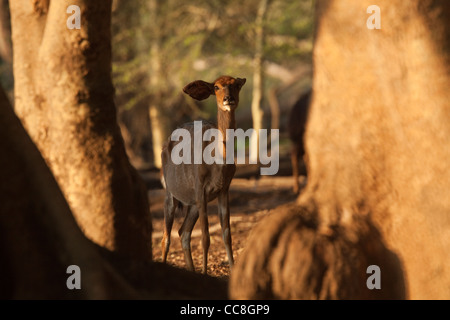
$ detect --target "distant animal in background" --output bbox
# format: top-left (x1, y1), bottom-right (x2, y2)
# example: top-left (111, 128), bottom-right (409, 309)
top-left (288, 89), bottom-right (311, 194)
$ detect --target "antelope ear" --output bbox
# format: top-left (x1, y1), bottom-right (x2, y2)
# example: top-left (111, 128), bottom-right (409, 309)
top-left (236, 78), bottom-right (246, 89)
top-left (183, 80), bottom-right (215, 101)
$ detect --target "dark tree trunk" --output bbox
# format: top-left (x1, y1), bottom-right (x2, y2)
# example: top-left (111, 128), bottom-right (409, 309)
top-left (0, 84), bottom-right (139, 299)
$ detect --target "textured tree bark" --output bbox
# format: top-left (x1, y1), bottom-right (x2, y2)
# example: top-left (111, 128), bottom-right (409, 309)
top-left (9, 0), bottom-right (152, 259)
top-left (231, 0), bottom-right (450, 299)
top-left (0, 84), bottom-right (139, 299)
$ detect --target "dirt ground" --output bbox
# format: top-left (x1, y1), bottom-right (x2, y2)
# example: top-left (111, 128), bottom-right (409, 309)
top-left (150, 174), bottom-right (305, 280)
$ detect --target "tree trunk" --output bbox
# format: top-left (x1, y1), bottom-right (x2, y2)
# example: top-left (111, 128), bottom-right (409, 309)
top-left (148, 39), bottom-right (166, 169)
top-left (9, 0), bottom-right (152, 259)
top-left (0, 0), bottom-right (11, 64)
top-left (250, 0), bottom-right (270, 163)
top-left (304, 0), bottom-right (450, 299)
top-left (231, 0), bottom-right (450, 299)
top-left (267, 88), bottom-right (280, 130)
top-left (148, 0), bottom-right (169, 169)
top-left (149, 102), bottom-right (168, 169)
top-left (0, 84), bottom-right (140, 299)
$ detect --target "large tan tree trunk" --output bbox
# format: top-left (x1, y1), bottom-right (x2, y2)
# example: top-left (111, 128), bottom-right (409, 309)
top-left (305, 0), bottom-right (450, 299)
top-left (9, 0), bottom-right (152, 259)
top-left (231, 0), bottom-right (450, 299)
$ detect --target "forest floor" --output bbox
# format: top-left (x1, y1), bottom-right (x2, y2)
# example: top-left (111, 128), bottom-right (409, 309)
top-left (148, 170), bottom-right (306, 280)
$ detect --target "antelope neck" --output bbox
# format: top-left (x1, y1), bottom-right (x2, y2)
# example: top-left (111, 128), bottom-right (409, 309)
top-left (217, 108), bottom-right (236, 140)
